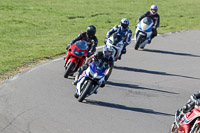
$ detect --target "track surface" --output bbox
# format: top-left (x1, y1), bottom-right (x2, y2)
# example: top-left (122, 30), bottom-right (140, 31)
top-left (0, 30), bottom-right (200, 133)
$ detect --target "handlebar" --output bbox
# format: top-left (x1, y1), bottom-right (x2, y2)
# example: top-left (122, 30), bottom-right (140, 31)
top-left (183, 101), bottom-right (195, 113)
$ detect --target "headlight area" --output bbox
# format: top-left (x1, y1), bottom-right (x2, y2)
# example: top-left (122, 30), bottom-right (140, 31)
top-left (73, 48), bottom-right (85, 57)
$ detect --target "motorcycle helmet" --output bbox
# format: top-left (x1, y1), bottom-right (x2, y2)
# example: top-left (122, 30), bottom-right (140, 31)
top-left (150, 5), bottom-right (158, 15)
top-left (120, 18), bottom-right (129, 29)
top-left (86, 25), bottom-right (96, 38)
top-left (103, 45), bottom-right (114, 60)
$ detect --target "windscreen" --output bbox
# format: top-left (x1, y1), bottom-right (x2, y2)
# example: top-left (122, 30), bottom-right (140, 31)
top-left (75, 41), bottom-right (88, 50)
top-left (143, 17), bottom-right (153, 25)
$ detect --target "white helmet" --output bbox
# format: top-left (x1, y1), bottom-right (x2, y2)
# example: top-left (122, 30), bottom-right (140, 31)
top-left (103, 45), bottom-right (114, 59)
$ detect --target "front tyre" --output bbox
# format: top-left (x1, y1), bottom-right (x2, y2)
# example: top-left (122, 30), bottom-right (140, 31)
top-left (64, 61), bottom-right (75, 78)
top-left (105, 65), bottom-right (113, 81)
top-left (190, 119), bottom-right (200, 133)
top-left (135, 34), bottom-right (142, 50)
top-left (78, 80), bottom-right (93, 102)
top-left (170, 122), bottom-right (177, 133)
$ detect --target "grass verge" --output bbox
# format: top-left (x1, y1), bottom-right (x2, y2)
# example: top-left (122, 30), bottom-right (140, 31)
top-left (0, 0), bottom-right (200, 82)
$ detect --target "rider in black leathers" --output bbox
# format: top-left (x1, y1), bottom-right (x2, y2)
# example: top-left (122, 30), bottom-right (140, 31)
top-left (66, 25), bottom-right (98, 57)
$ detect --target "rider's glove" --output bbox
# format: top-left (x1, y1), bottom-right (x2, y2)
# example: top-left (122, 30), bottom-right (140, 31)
top-left (104, 39), bottom-right (107, 44)
top-left (66, 45), bottom-right (70, 50)
top-left (124, 42), bottom-right (128, 46)
top-left (66, 43), bottom-right (72, 50)
top-left (100, 80), bottom-right (105, 88)
top-left (87, 52), bottom-right (92, 57)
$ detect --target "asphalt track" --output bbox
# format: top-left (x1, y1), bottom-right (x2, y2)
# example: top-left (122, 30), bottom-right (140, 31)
top-left (0, 30), bottom-right (200, 133)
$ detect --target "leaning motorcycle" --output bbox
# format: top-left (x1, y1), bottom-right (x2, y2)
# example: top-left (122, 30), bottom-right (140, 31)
top-left (74, 59), bottom-right (105, 102)
top-left (64, 41), bottom-right (88, 78)
top-left (105, 32), bottom-right (125, 61)
top-left (170, 101), bottom-right (200, 133)
top-left (134, 17), bottom-right (153, 50)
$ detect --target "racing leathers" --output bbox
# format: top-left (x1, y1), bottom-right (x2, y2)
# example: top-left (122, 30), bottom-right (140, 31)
top-left (73, 51), bottom-right (114, 87)
top-left (106, 25), bottom-right (132, 59)
top-left (67, 32), bottom-right (98, 57)
top-left (138, 11), bottom-right (160, 41)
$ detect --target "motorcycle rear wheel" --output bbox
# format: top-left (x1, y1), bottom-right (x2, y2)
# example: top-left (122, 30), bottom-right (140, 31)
top-left (78, 80), bottom-right (93, 102)
top-left (64, 61), bottom-right (75, 78)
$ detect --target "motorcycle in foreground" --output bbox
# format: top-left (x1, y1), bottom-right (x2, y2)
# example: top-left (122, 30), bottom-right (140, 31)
top-left (105, 32), bottom-right (125, 61)
top-left (64, 41), bottom-right (88, 78)
top-left (170, 101), bottom-right (200, 133)
top-left (74, 59), bottom-right (105, 102)
top-left (134, 17), bottom-right (153, 50)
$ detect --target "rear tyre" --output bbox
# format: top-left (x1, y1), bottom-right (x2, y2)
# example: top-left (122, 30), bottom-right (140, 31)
top-left (78, 80), bottom-right (93, 102)
top-left (135, 35), bottom-right (142, 50)
top-left (64, 62), bottom-right (75, 78)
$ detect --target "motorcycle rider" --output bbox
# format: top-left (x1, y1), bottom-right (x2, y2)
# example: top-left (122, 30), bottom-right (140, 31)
top-left (73, 45), bottom-right (114, 89)
top-left (137, 5), bottom-right (160, 44)
top-left (176, 91), bottom-right (200, 122)
top-left (105, 18), bottom-right (132, 60)
top-left (66, 25), bottom-right (98, 57)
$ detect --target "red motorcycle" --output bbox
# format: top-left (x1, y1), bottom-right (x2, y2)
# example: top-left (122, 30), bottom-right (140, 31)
top-left (64, 41), bottom-right (88, 78)
top-left (171, 101), bottom-right (200, 133)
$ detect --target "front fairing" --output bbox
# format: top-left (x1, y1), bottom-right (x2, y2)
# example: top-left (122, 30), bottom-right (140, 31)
top-left (106, 34), bottom-right (124, 48)
top-left (82, 62), bottom-right (105, 81)
top-left (64, 42), bottom-right (88, 67)
top-left (76, 62), bottom-right (105, 95)
top-left (88, 62), bottom-right (105, 80)
top-left (177, 106), bottom-right (200, 132)
top-left (134, 17), bottom-right (153, 38)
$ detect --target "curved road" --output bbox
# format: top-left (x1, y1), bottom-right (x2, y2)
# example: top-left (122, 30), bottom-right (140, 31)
top-left (0, 30), bottom-right (200, 133)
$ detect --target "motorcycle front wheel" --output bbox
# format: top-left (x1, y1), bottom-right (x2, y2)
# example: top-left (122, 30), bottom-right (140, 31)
top-left (78, 80), bottom-right (93, 102)
top-left (190, 120), bottom-right (200, 133)
top-left (135, 34), bottom-right (142, 50)
top-left (64, 61), bottom-right (75, 78)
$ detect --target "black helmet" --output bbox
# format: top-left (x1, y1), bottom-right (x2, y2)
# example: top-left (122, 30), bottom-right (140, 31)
top-left (87, 25), bottom-right (96, 38)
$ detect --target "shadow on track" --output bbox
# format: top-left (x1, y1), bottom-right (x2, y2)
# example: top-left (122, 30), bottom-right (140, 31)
top-left (106, 81), bottom-right (178, 95)
top-left (142, 49), bottom-right (200, 58)
top-left (113, 66), bottom-right (200, 80)
top-left (85, 99), bottom-right (173, 116)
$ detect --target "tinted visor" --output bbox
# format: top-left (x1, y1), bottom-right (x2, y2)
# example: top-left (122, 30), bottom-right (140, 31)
top-left (87, 30), bottom-right (96, 38)
top-left (121, 23), bottom-right (128, 29)
top-left (151, 9), bottom-right (157, 14)
top-left (105, 51), bottom-right (113, 56)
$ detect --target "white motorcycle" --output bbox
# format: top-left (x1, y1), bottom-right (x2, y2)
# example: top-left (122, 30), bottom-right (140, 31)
top-left (105, 33), bottom-right (125, 61)
top-left (134, 17), bottom-right (153, 50)
top-left (74, 60), bottom-right (105, 102)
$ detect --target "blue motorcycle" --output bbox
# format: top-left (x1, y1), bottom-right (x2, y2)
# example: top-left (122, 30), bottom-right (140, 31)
top-left (74, 60), bottom-right (105, 102)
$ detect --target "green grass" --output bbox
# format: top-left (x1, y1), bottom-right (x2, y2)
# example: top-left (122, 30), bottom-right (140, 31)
top-left (0, 0), bottom-right (200, 80)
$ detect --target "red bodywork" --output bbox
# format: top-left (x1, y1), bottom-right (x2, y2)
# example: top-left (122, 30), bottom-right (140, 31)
top-left (64, 41), bottom-right (88, 74)
top-left (176, 106), bottom-right (200, 133)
